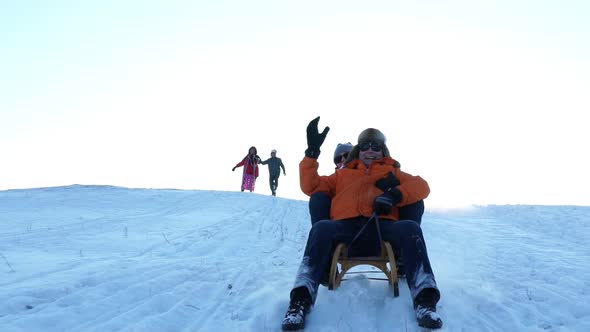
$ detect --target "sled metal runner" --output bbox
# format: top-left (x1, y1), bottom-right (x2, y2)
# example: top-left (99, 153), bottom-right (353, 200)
top-left (328, 241), bottom-right (400, 297)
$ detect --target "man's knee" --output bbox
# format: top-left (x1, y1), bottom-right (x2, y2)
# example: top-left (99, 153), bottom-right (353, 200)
top-left (310, 219), bottom-right (335, 232)
top-left (382, 220), bottom-right (423, 239)
top-left (309, 220), bottom-right (341, 240)
top-left (397, 220), bottom-right (423, 237)
top-left (399, 200), bottom-right (425, 224)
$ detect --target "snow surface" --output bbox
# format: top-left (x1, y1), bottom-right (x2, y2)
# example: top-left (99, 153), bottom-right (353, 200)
top-left (1, 185), bottom-right (589, 332)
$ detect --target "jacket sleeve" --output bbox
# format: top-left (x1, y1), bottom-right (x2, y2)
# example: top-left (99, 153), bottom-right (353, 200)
top-left (260, 159), bottom-right (268, 165)
top-left (280, 159), bottom-right (286, 173)
top-left (395, 170), bottom-right (430, 206)
top-left (299, 157), bottom-right (336, 196)
top-left (234, 158), bottom-right (246, 168)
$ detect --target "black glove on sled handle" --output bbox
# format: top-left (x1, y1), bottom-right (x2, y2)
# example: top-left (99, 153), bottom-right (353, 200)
top-left (374, 194), bottom-right (394, 215)
top-left (373, 189), bottom-right (403, 215)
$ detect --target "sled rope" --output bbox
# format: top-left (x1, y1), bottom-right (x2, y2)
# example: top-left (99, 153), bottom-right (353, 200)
top-left (346, 213), bottom-right (383, 257)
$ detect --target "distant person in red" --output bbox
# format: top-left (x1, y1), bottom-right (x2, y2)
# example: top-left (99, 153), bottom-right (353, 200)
top-left (232, 146), bottom-right (262, 192)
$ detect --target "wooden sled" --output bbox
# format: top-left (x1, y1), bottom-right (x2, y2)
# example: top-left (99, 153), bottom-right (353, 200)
top-left (328, 241), bottom-right (399, 297)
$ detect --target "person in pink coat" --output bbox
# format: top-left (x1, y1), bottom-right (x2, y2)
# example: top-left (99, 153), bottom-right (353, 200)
top-left (232, 146), bottom-right (262, 192)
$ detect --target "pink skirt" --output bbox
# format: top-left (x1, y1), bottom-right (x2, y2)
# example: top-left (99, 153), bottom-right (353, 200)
top-left (241, 174), bottom-right (256, 192)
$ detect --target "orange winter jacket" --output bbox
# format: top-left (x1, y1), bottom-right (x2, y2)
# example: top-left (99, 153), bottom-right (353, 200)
top-left (300, 156), bottom-right (430, 221)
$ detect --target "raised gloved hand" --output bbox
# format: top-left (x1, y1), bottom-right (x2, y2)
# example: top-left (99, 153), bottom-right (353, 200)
top-left (305, 116), bottom-right (330, 159)
top-left (376, 172), bottom-right (400, 194)
top-left (232, 167), bottom-right (236, 171)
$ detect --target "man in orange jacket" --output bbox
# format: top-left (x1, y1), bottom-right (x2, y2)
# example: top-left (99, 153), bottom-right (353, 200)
top-left (281, 117), bottom-right (443, 331)
top-left (308, 141), bottom-right (426, 226)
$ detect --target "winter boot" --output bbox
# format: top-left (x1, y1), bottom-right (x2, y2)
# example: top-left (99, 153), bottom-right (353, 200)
top-left (414, 288), bottom-right (443, 329)
top-left (282, 287), bottom-right (312, 331)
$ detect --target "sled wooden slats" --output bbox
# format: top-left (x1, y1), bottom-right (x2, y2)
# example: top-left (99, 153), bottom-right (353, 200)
top-left (328, 241), bottom-right (399, 297)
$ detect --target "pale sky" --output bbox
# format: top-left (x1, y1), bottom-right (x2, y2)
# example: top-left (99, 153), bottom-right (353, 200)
top-left (1, 0), bottom-right (589, 207)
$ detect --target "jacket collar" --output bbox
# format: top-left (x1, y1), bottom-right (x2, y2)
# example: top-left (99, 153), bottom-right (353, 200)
top-left (345, 156), bottom-right (397, 169)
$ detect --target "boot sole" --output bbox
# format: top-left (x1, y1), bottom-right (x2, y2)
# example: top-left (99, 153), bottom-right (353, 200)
top-left (282, 322), bottom-right (305, 331)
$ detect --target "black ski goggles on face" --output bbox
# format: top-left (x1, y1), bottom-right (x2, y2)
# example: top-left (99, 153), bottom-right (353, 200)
top-left (359, 141), bottom-right (383, 152)
top-left (334, 153), bottom-right (349, 165)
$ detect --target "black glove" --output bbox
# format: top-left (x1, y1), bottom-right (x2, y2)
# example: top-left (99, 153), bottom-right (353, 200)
top-left (376, 172), bottom-right (401, 194)
top-left (305, 116), bottom-right (330, 158)
top-left (373, 189), bottom-right (403, 215)
top-left (232, 167), bottom-right (236, 171)
top-left (374, 194), bottom-right (394, 215)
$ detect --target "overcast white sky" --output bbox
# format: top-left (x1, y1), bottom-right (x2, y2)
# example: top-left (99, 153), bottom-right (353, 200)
top-left (1, 1), bottom-right (589, 206)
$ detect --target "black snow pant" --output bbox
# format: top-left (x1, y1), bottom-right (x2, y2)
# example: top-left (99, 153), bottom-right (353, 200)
top-left (291, 217), bottom-right (439, 304)
top-left (269, 175), bottom-right (279, 194)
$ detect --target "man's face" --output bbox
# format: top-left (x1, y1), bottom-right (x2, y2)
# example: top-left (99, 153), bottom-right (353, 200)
top-left (358, 141), bottom-right (384, 166)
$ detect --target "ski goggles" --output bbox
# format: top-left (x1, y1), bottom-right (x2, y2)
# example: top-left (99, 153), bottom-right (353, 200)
top-left (359, 141), bottom-right (384, 152)
top-left (334, 152), bottom-right (350, 165)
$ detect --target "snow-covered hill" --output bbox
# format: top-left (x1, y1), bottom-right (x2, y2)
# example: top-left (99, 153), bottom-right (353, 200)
top-left (1, 185), bottom-right (589, 331)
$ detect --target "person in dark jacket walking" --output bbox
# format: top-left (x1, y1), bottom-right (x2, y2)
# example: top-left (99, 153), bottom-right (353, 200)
top-left (260, 149), bottom-right (286, 196)
top-left (281, 117), bottom-right (442, 331)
